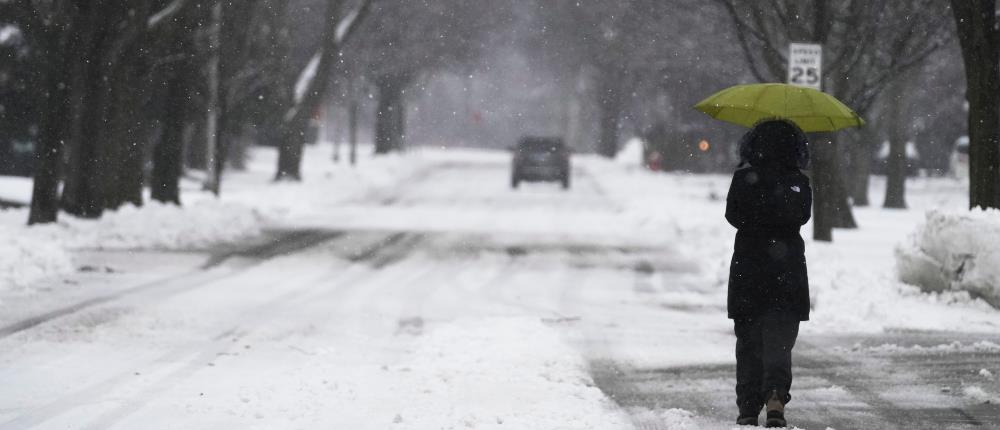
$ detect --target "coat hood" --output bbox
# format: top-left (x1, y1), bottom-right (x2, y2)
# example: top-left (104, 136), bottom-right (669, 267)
top-left (738, 120), bottom-right (810, 170)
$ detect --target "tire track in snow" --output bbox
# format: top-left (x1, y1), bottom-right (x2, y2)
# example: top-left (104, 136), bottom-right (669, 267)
top-left (1, 265), bottom-right (339, 430)
top-left (80, 235), bottom-right (438, 429)
top-left (76, 266), bottom-right (377, 430)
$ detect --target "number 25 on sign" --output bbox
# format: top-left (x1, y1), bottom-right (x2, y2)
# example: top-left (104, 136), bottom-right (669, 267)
top-left (788, 43), bottom-right (822, 90)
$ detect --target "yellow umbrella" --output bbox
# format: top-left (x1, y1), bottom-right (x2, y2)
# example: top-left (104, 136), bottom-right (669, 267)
top-left (694, 83), bottom-right (865, 132)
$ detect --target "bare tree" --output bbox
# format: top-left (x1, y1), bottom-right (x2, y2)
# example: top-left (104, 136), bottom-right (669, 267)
top-left (273, 0), bottom-right (371, 180)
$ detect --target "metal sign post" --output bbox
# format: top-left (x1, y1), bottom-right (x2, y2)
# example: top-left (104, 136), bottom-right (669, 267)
top-left (788, 43), bottom-right (822, 90)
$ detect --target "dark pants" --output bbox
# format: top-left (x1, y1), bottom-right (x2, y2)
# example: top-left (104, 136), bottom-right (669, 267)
top-left (734, 312), bottom-right (800, 417)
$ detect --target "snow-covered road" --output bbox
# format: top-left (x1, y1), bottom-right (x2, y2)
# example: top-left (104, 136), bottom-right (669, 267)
top-left (1, 148), bottom-right (999, 429)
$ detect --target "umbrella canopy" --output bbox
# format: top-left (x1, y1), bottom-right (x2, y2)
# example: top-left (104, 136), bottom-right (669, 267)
top-left (694, 83), bottom-right (864, 132)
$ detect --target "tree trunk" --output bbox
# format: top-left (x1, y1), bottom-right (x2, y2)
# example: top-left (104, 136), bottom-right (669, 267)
top-left (203, 0), bottom-right (222, 194)
top-left (28, 7), bottom-right (81, 224)
top-left (811, 135), bottom-right (835, 241)
top-left (951, 0), bottom-right (1000, 209)
top-left (564, 67), bottom-right (585, 150)
top-left (28, 58), bottom-right (71, 223)
top-left (217, 107), bottom-right (242, 172)
top-left (184, 120), bottom-right (207, 170)
top-left (214, 2), bottom-right (256, 180)
top-left (332, 131), bottom-right (341, 162)
top-left (394, 96), bottom-right (406, 150)
top-left (151, 67), bottom-right (189, 205)
top-left (275, 116), bottom-right (308, 180)
top-left (103, 40), bottom-right (151, 210)
top-left (328, 101), bottom-right (341, 162)
top-left (62, 1), bottom-right (153, 215)
top-left (596, 73), bottom-right (622, 158)
top-left (62, 4), bottom-right (115, 218)
top-left (374, 75), bottom-right (407, 154)
top-left (811, 134), bottom-right (857, 240)
top-left (883, 77), bottom-right (910, 209)
top-left (849, 125), bottom-right (878, 207)
top-left (348, 94), bottom-right (359, 165)
top-left (830, 136), bottom-right (858, 229)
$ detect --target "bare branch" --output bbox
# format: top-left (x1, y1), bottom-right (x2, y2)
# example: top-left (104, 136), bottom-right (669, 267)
top-left (711, 0), bottom-right (773, 82)
top-left (748, 4), bottom-right (788, 79)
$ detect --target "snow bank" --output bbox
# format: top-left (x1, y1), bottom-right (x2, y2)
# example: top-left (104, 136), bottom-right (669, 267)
top-left (0, 176), bottom-right (32, 205)
top-left (392, 317), bottom-right (632, 429)
top-left (0, 200), bottom-right (268, 292)
top-left (962, 385), bottom-right (1000, 404)
top-left (896, 209), bottom-right (1000, 308)
top-left (50, 200), bottom-right (269, 250)
top-left (615, 137), bottom-right (645, 168)
top-left (0, 225), bottom-right (74, 291)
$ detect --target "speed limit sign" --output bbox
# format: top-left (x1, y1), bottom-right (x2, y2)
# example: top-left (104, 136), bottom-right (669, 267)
top-left (788, 43), bottom-right (822, 90)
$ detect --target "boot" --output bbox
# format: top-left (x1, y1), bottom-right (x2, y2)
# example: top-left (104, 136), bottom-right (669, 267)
top-left (737, 402), bottom-right (761, 426)
top-left (764, 390), bottom-right (786, 428)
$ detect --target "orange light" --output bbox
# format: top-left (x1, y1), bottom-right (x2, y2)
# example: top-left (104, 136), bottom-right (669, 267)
top-left (698, 140), bottom-right (710, 152)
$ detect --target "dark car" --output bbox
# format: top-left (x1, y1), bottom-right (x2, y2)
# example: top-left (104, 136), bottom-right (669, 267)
top-left (511, 137), bottom-right (571, 189)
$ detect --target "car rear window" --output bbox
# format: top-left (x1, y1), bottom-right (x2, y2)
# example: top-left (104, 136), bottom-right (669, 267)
top-left (519, 139), bottom-right (564, 152)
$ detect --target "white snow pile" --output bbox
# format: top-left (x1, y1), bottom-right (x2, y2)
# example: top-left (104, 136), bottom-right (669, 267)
top-left (390, 317), bottom-right (632, 429)
top-left (615, 137), bottom-right (645, 168)
top-left (0, 200), bottom-right (268, 292)
top-left (962, 385), bottom-right (1000, 404)
top-left (896, 209), bottom-right (1000, 308)
top-left (0, 224), bottom-right (74, 291)
top-left (980, 369), bottom-right (995, 381)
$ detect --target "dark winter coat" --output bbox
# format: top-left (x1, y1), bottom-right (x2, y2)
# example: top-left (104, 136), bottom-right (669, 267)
top-left (726, 121), bottom-right (812, 321)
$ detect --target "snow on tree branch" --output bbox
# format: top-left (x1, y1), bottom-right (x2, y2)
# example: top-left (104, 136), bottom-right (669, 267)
top-left (336, 8), bottom-right (360, 44)
top-left (148, 0), bottom-right (187, 29)
top-left (336, 0), bottom-right (373, 45)
top-left (294, 51), bottom-right (322, 105)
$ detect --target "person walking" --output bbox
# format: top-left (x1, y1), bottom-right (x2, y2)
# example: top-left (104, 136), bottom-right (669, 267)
top-left (725, 119), bottom-right (812, 427)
